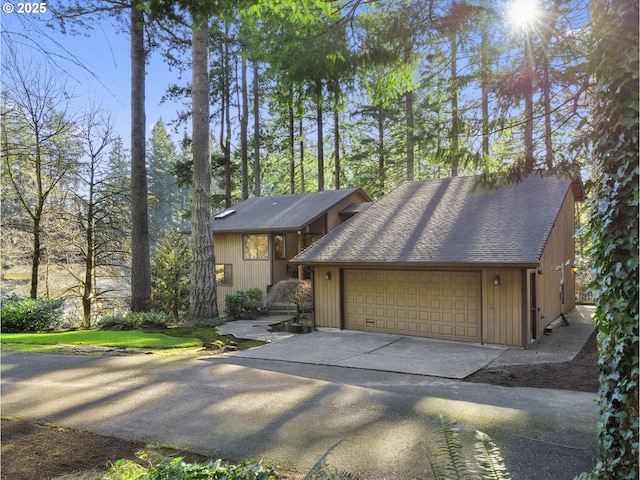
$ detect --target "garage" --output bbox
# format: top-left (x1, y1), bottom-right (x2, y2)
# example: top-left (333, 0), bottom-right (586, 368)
top-left (344, 270), bottom-right (481, 342)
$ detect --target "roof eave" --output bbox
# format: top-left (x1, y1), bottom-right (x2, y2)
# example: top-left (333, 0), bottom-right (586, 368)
top-left (290, 260), bottom-right (540, 269)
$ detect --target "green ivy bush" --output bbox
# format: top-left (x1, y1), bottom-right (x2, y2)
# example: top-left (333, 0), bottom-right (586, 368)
top-left (97, 311), bottom-right (173, 330)
top-left (0, 295), bottom-right (65, 333)
top-left (577, 1), bottom-right (639, 479)
top-left (101, 456), bottom-right (278, 480)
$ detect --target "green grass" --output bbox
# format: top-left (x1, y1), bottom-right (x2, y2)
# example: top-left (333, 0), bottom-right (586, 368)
top-left (1, 330), bottom-right (201, 350)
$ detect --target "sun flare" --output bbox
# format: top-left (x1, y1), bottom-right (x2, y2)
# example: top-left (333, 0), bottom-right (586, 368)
top-left (507, 0), bottom-right (540, 28)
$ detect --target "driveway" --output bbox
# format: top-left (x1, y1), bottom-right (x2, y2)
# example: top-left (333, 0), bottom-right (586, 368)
top-left (1, 307), bottom-right (598, 479)
top-left (2, 350), bottom-right (598, 480)
top-left (217, 306), bottom-right (596, 379)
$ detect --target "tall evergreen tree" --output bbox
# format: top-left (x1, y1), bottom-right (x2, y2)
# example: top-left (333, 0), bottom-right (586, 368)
top-left (578, 1), bottom-right (639, 478)
top-left (130, 0), bottom-right (152, 312)
top-left (147, 119), bottom-right (185, 243)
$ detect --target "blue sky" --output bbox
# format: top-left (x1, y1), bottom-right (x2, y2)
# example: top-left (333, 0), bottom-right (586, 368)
top-left (2, 7), bottom-right (185, 147)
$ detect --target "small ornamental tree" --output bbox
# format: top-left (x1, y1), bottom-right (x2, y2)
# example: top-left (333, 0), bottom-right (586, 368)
top-left (267, 279), bottom-right (311, 323)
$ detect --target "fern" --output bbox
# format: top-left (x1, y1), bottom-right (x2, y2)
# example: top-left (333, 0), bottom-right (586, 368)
top-left (304, 441), bottom-right (360, 480)
top-left (432, 414), bottom-right (475, 480)
top-left (427, 415), bottom-right (511, 480)
top-left (474, 431), bottom-right (511, 480)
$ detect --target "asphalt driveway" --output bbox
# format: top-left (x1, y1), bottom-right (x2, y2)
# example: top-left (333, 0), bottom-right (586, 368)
top-left (2, 350), bottom-right (598, 480)
top-left (1, 307), bottom-right (598, 479)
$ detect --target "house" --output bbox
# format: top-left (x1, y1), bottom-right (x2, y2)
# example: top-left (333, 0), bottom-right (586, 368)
top-left (211, 188), bottom-right (372, 313)
top-left (291, 174), bottom-right (584, 347)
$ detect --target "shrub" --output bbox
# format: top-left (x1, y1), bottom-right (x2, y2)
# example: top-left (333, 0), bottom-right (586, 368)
top-left (225, 288), bottom-right (264, 318)
top-left (0, 295), bottom-right (65, 333)
top-left (97, 313), bottom-right (129, 330)
top-left (267, 279), bottom-right (311, 322)
top-left (243, 288), bottom-right (263, 311)
top-left (97, 311), bottom-right (172, 330)
top-left (225, 291), bottom-right (246, 318)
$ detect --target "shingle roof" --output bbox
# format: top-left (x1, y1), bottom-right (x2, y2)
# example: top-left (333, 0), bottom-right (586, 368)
top-left (211, 188), bottom-right (368, 232)
top-left (292, 174), bottom-right (577, 266)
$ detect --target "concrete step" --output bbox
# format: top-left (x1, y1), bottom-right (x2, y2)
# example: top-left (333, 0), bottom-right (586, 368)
top-left (268, 302), bottom-right (297, 315)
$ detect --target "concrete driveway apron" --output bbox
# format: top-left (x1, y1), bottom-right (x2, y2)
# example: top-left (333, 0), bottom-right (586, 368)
top-left (220, 325), bottom-right (507, 379)
top-left (217, 309), bottom-right (596, 379)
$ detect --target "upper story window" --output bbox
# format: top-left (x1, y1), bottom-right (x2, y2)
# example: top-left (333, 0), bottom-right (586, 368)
top-left (243, 234), bottom-right (268, 259)
top-left (274, 234), bottom-right (286, 259)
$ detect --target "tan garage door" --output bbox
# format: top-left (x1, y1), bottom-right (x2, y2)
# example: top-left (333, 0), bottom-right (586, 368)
top-left (344, 270), bottom-right (481, 342)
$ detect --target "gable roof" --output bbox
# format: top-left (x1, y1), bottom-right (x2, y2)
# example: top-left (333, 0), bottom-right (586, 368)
top-left (292, 174), bottom-right (579, 267)
top-left (211, 188), bottom-right (370, 233)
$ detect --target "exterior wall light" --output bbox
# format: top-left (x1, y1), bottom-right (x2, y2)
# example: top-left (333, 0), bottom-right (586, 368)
top-left (325, 271), bottom-right (331, 280)
top-left (494, 275), bottom-right (501, 286)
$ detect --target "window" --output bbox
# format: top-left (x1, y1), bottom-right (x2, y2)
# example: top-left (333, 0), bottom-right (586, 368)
top-left (216, 264), bottom-right (233, 286)
top-left (274, 234), bottom-right (286, 259)
top-left (303, 234), bottom-right (323, 249)
top-left (243, 234), bottom-right (268, 259)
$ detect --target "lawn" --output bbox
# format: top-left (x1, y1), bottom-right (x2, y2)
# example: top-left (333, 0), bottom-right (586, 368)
top-left (1, 330), bottom-right (202, 350)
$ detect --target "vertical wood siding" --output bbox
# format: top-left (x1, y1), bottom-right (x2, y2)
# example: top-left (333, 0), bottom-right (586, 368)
top-left (313, 266), bottom-right (341, 328)
top-left (536, 189), bottom-right (577, 335)
top-left (214, 233), bottom-right (271, 314)
top-left (482, 268), bottom-right (523, 346)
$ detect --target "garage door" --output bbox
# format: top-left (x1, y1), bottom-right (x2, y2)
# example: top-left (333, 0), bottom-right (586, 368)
top-left (344, 270), bottom-right (481, 342)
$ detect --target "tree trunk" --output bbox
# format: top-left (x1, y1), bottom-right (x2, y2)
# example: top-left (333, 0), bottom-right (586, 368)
top-left (190, 19), bottom-right (218, 321)
top-left (83, 172), bottom-right (94, 328)
top-left (30, 139), bottom-right (43, 299)
top-left (333, 107), bottom-right (340, 190)
top-left (288, 99), bottom-right (295, 194)
top-left (450, 21), bottom-right (459, 177)
top-left (30, 214), bottom-right (41, 299)
top-left (481, 13), bottom-right (489, 158)
top-left (240, 54), bottom-right (249, 200)
top-left (541, 1), bottom-right (561, 170)
top-left (317, 95), bottom-right (324, 192)
top-left (253, 61), bottom-right (261, 197)
top-left (377, 107), bottom-right (385, 192)
top-left (299, 117), bottom-right (305, 193)
top-left (222, 22), bottom-right (232, 209)
top-left (405, 90), bottom-right (415, 181)
top-left (524, 42), bottom-right (535, 173)
top-left (130, 0), bottom-right (151, 312)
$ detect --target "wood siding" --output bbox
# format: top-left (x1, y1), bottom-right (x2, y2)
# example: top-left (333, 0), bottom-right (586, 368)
top-left (213, 233), bottom-right (271, 314)
top-left (535, 189), bottom-right (578, 336)
top-left (210, 190), bottom-right (370, 315)
top-left (309, 188), bottom-right (579, 348)
top-left (313, 266), bottom-right (341, 328)
top-left (326, 192), bottom-right (370, 231)
top-left (481, 268), bottom-right (524, 346)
